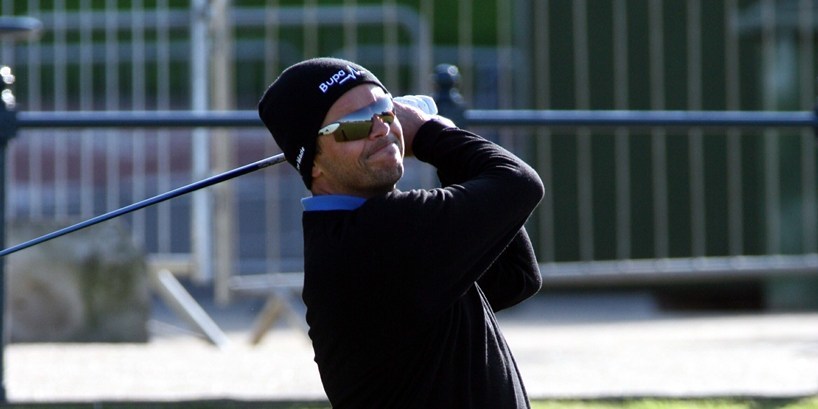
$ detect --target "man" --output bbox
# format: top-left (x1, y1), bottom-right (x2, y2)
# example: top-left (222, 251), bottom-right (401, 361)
top-left (258, 57), bottom-right (544, 408)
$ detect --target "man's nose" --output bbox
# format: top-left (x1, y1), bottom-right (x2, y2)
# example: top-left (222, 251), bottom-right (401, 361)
top-left (368, 115), bottom-right (390, 139)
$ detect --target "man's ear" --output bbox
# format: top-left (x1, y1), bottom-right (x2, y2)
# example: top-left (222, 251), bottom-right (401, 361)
top-left (311, 161), bottom-right (323, 179)
top-left (309, 156), bottom-right (330, 195)
top-left (310, 138), bottom-right (324, 180)
top-left (311, 152), bottom-right (324, 180)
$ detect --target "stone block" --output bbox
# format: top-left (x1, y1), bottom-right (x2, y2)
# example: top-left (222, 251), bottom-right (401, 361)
top-left (6, 220), bottom-right (150, 343)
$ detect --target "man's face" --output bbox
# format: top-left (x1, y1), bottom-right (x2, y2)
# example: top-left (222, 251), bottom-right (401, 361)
top-left (311, 84), bottom-right (405, 197)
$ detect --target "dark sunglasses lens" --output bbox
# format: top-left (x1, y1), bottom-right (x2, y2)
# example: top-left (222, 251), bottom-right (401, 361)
top-left (334, 121), bottom-right (373, 142)
top-left (333, 113), bottom-right (395, 142)
top-left (380, 113), bottom-right (395, 124)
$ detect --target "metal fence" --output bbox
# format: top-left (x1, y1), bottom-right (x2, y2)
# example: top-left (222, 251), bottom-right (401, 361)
top-left (2, 1), bottom-right (818, 296)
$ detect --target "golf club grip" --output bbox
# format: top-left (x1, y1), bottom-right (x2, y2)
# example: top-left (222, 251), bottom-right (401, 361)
top-left (0, 153), bottom-right (286, 258)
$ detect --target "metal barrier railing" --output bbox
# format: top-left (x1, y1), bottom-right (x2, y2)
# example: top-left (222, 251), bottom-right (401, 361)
top-left (464, 109), bottom-right (818, 130)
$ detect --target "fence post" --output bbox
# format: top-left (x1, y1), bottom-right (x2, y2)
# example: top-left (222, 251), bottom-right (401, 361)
top-left (433, 64), bottom-right (467, 127)
top-left (0, 18), bottom-right (40, 403)
top-left (0, 65), bottom-right (17, 403)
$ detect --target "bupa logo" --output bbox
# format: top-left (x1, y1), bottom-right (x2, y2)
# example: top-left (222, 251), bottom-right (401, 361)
top-left (318, 66), bottom-right (363, 93)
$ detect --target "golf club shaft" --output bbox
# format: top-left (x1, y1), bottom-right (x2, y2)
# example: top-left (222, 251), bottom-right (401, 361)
top-left (0, 153), bottom-right (287, 258)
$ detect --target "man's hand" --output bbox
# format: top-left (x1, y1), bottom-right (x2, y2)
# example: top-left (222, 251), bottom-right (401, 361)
top-left (393, 95), bottom-right (455, 157)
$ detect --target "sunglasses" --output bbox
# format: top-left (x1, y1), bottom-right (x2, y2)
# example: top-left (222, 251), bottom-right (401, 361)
top-left (317, 96), bottom-right (395, 142)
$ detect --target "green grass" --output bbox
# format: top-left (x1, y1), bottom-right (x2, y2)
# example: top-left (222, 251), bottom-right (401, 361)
top-left (531, 397), bottom-right (818, 409)
top-left (0, 397), bottom-right (816, 409)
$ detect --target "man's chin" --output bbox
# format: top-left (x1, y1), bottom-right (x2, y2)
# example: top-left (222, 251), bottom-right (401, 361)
top-left (373, 166), bottom-right (403, 192)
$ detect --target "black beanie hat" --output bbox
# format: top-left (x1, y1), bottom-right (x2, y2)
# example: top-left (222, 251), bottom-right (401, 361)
top-left (258, 57), bottom-right (388, 189)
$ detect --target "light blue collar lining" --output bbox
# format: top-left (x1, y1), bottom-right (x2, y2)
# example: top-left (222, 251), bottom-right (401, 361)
top-left (302, 195), bottom-right (367, 211)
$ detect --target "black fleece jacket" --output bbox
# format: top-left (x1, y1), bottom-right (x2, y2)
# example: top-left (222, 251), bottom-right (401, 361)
top-left (301, 119), bottom-right (545, 408)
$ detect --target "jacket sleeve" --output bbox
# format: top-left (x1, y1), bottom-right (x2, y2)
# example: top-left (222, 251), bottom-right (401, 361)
top-left (390, 119), bottom-right (544, 318)
top-left (476, 227), bottom-right (542, 312)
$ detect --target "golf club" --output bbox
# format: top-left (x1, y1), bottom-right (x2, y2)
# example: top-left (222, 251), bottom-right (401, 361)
top-left (0, 153), bottom-right (286, 257)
